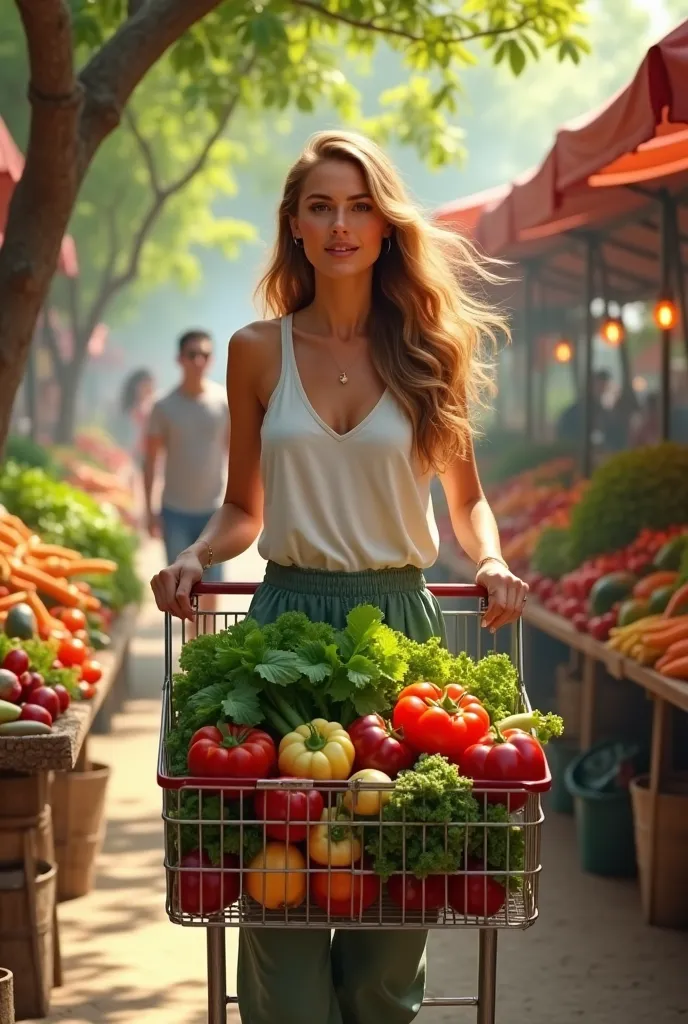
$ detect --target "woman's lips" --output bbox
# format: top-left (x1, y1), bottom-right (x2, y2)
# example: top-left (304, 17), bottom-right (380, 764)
top-left (324, 246), bottom-right (359, 257)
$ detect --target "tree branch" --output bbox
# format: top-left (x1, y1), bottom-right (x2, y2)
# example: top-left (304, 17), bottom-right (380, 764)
top-left (288, 1), bottom-right (534, 47)
top-left (78, 0), bottom-right (224, 164)
top-left (125, 109), bottom-right (164, 198)
top-left (81, 68), bottom-right (251, 339)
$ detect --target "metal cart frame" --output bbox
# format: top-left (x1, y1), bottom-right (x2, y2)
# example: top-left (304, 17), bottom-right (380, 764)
top-left (157, 582), bottom-right (549, 1024)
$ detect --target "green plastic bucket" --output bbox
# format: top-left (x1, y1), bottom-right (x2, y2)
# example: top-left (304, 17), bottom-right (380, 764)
top-left (565, 741), bottom-right (639, 877)
top-left (547, 740), bottom-right (579, 815)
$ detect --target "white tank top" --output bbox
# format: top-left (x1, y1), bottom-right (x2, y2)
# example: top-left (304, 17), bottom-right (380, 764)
top-left (257, 314), bottom-right (439, 572)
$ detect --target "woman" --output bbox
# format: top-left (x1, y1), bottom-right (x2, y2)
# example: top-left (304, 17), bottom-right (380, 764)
top-left (151, 130), bottom-right (527, 1024)
top-left (113, 368), bottom-right (155, 465)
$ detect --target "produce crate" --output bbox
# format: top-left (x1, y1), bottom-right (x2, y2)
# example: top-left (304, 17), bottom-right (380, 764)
top-left (157, 583), bottom-right (550, 1024)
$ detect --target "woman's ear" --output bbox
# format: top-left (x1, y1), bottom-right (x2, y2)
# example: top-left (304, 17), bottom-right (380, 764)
top-left (289, 215), bottom-right (300, 242)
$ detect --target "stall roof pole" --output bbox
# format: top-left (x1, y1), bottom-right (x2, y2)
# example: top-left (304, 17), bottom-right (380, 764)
top-left (523, 263), bottom-right (534, 439)
top-left (582, 238), bottom-right (596, 477)
top-left (659, 192), bottom-right (673, 440)
top-left (670, 210), bottom-right (688, 367)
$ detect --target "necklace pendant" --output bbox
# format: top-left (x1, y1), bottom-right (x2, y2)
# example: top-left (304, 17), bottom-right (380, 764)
top-left (339, 371), bottom-right (349, 385)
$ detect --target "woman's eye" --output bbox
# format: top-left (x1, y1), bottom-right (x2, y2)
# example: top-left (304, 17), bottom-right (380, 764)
top-left (310, 203), bottom-right (329, 213)
top-left (353, 203), bottom-right (373, 212)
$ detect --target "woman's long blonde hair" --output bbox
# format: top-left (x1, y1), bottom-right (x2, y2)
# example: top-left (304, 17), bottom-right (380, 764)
top-left (257, 130), bottom-right (508, 472)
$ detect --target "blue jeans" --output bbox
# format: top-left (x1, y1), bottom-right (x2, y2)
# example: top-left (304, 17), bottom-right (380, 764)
top-left (160, 507), bottom-right (223, 582)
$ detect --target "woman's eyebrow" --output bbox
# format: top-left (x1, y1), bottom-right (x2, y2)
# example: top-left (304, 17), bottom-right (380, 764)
top-left (305, 192), bottom-right (372, 201)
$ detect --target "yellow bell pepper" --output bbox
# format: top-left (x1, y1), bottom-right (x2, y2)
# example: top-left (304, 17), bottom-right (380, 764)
top-left (278, 718), bottom-right (355, 780)
top-left (309, 807), bottom-right (362, 867)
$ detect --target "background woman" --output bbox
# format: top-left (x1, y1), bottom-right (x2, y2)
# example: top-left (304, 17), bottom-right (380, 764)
top-left (151, 130), bottom-right (527, 1024)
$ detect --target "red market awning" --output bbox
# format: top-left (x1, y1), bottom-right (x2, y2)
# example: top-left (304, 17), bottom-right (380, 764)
top-left (0, 115), bottom-right (78, 278)
top-left (475, 19), bottom-right (688, 256)
top-left (434, 183), bottom-right (511, 236)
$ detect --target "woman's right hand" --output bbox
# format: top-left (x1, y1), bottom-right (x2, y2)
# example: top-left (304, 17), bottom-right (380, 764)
top-left (150, 550), bottom-right (203, 621)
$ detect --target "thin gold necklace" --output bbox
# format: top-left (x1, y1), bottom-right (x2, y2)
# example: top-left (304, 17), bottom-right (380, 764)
top-left (323, 343), bottom-right (365, 385)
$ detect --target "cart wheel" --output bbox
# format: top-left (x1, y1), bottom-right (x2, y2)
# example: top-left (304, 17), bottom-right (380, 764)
top-left (206, 927), bottom-right (227, 1024)
top-left (476, 929), bottom-right (497, 1024)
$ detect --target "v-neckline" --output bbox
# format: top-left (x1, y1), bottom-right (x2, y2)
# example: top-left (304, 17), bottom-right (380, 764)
top-left (286, 314), bottom-right (388, 442)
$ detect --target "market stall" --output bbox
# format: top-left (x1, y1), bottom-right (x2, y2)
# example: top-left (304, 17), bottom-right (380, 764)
top-left (435, 440), bottom-right (688, 929)
top-left (436, 18), bottom-right (688, 471)
top-left (0, 456), bottom-right (142, 1020)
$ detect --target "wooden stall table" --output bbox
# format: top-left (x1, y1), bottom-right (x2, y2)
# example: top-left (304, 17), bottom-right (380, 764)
top-left (0, 604), bottom-right (137, 1019)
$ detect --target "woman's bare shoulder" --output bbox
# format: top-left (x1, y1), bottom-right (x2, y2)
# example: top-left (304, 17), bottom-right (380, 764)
top-left (228, 319), bottom-right (282, 402)
top-left (229, 318), bottom-right (281, 351)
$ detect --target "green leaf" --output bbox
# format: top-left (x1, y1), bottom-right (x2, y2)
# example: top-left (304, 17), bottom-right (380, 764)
top-left (327, 669), bottom-right (355, 702)
top-left (254, 649), bottom-right (302, 686)
top-left (346, 654), bottom-right (380, 688)
top-left (507, 40), bottom-right (526, 76)
top-left (222, 683), bottom-right (264, 727)
top-left (352, 688), bottom-right (389, 717)
top-left (185, 682), bottom-right (228, 725)
top-left (294, 642), bottom-right (338, 684)
top-left (344, 604), bottom-right (384, 651)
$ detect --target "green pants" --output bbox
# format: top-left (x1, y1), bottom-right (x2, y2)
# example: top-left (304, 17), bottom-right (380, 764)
top-left (237, 562), bottom-right (445, 1024)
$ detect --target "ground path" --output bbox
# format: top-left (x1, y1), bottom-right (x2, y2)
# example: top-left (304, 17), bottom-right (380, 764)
top-left (30, 540), bottom-right (688, 1023)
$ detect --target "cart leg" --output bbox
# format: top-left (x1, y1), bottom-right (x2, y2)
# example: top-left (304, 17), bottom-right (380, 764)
top-left (476, 929), bottom-right (497, 1024)
top-left (206, 928), bottom-right (227, 1024)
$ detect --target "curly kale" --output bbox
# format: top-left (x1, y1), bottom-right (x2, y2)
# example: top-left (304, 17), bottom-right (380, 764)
top-left (168, 792), bottom-right (262, 866)
top-left (466, 653), bottom-right (519, 723)
top-left (397, 635), bottom-right (454, 685)
top-left (261, 612), bottom-right (336, 651)
top-left (365, 755), bottom-right (479, 879)
top-left (467, 803), bottom-right (525, 889)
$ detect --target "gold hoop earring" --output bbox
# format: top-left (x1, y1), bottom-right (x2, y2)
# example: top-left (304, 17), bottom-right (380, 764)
top-left (293, 237), bottom-right (303, 248)
top-left (382, 237), bottom-right (392, 255)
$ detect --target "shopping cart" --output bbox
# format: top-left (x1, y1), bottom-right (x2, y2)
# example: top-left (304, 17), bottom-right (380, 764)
top-left (157, 582), bottom-right (549, 1024)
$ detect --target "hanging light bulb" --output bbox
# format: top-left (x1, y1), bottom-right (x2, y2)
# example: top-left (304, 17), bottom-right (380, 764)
top-left (553, 340), bottom-right (573, 363)
top-left (600, 317), bottom-right (625, 347)
top-left (653, 298), bottom-right (678, 330)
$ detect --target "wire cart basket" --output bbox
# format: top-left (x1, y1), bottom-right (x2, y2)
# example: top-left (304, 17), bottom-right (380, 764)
top-left (158, 582), bottom-right (550, 1023)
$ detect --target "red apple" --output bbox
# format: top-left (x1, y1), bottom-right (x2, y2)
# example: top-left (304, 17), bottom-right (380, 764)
top-left (20, 703), bottom-right (53, 727)
top-left (0, 669), bottom-right (22, 704)
top-left (2, 648), bottom-right (30, 678)
top-left (29, 686), bottom-right (61, 722)
top-left (53, 684), bottom-right (71, 714)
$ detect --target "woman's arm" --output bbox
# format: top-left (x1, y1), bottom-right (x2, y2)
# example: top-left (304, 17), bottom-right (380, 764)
top-left (439, 442), bottom-right (528, 631)
top-left (150, 330), bottom-right (265, 620)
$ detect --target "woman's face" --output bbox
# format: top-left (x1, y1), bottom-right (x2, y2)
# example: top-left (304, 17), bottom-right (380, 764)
top-left (136, 376), bottom-right (154, 404)
top-left (290, 159), bottom-right (391, 279)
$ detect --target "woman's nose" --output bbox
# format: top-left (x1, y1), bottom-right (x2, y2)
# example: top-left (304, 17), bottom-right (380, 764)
top-left (331, 207), bottom-right (349, 231)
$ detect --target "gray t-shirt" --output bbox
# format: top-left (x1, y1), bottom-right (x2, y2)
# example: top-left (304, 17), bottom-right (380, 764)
top-left (148, 381), bottom-right (228, 514)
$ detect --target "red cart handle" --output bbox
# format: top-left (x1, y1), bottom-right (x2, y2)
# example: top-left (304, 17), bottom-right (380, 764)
top-left (192, 582), bottom-right (488, 599)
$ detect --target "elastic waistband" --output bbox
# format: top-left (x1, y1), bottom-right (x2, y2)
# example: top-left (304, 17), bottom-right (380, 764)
top-left (264, 562), bottom-right (426, 597)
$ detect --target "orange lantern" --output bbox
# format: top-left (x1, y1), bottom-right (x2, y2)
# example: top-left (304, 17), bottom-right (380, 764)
top-left (653, 298), bottom-right (678, 330)
top-left (553, 340), bottom-right (573, 363)
top-left (600, 317), bottom-right (624, 346)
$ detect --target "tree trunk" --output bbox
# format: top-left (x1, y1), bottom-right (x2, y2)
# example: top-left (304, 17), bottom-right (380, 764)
top-left (53, 344), bottom-right (88, 445)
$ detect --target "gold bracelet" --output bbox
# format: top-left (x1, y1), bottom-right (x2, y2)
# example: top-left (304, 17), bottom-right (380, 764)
top-left (476, 555), bottom-right (508, 573)
top-left (202, 543), bottom-right (214, 570)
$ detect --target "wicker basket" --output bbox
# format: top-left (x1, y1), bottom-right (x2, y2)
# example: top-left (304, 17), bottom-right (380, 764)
top-left (631, 773), bottom-right (688, 927)
top-left (52, 762), bottom-right (109, 902)
top-left (0, 861), bottom-right (55, 1020)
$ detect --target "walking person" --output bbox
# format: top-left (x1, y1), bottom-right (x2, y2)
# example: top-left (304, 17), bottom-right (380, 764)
top-left (144, 329), bottom-right (229, 622)
top-left (151, 131), bottom-right (527, 1024)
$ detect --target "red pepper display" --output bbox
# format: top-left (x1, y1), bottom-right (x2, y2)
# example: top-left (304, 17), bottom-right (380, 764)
top-left (187, 724), bottom-right (277, 780)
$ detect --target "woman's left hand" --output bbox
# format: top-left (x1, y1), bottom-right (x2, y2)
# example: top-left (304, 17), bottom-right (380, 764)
top-left (475, 558), bottom-right (529, 632)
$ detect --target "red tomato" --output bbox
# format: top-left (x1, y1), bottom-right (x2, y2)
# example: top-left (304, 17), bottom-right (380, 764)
top-left (393, 683), bottom-right (490, 762)
top-left (30, 686), bottom-right (61, 722)
top-left (447, 862), bottom-right (506, 918)
top-left (53, 684), bottom-right (71, 713)
top-left (73, 629), bottom-right (90, 644)
top-left (310, 870), bottom-right (379, 917)
top-left (81, 659), bottom-right (103, 685)
top-left (2, 648), bottom-right (29, 678)
top-left (387, 873), bottom-right (447, 912)
top-left (461, 729), bottom-right (547, 811)
top-left (19, 671), bottom-right (45, 702)
top-left (347, 714), bottom-right (415, 777)
top-left (572, 613), bottom-right (589, 633)
top-left (58, 637), bottom-right (87, 667)
top-left (50, 606), bottom-right (67, 621)
top-left (187, 725), bottom-right (277, 780)
top-left (0, 669), bottom-right (22, 704)
top-left (587, 616), bottom-right (612, 642)
top-left (20, 703), bottom-right (53, 727)
top-left (254, 781), bottom-right (324, 842)
top-left (61, 608), bottom-right (87, 635)
top-left (78, 681), bottom-right (96, 700)
top-left (178, 850), bottom-right (239, 915)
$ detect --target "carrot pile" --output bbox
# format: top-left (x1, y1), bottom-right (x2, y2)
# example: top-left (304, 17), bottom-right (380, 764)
top-left (0, 510), bottom-right (117, 635)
